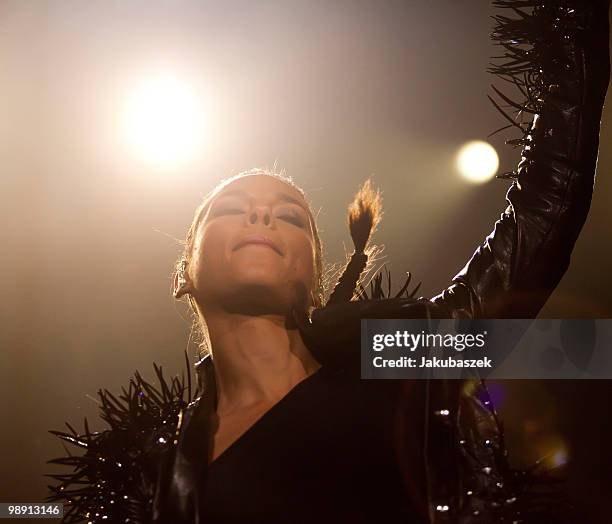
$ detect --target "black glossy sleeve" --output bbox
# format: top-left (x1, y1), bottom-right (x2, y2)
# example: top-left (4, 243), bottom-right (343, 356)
top-left (431, 1), bottom-right (610, 320)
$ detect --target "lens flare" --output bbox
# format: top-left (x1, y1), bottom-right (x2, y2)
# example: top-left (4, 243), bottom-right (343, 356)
top-left (456, 140), bottom-right (499, 184)
top-left (123, 74), bottom-right (206, 169)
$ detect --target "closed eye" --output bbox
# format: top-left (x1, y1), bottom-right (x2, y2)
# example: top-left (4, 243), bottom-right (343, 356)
top-left (278, 214), bottom-right (305, 228)
top-left (211, 208), bottom-right (245, 217)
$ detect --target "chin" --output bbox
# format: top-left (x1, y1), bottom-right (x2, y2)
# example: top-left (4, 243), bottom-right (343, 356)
top-left (221, 284), bottom-right (294, 315)
top-left (231, 267), bottom-right (282, 287)
top-left (222, 269), bottom-right (306, 312)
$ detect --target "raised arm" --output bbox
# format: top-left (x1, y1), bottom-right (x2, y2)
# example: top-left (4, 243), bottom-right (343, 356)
top-left (431, 0), bottom-right (611, 319)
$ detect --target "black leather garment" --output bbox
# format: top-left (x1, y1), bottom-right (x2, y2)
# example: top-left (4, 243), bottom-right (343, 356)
top-left (276, 1), bottom-right (612, 522)
top-left (432, 0), bottom-right (610, 322)
top-left (47, 2), bottom-right (610, 523)
top-left (426, 2), bottom-right (611, 521)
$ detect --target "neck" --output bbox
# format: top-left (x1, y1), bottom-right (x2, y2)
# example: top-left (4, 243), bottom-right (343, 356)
top-left (200, 306), bottom-right (321, 416)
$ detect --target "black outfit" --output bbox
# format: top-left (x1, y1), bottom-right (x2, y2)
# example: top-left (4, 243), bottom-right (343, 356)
top-left (201, 365), bottom-right (427, 524)
top-left (48, 1), bottom-right (610, 523)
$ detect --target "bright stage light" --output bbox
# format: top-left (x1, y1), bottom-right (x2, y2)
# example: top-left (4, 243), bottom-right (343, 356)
top-left (455, 140), bottom-right (499, 184)
top-left (124, 74), bottom-right (206, 169)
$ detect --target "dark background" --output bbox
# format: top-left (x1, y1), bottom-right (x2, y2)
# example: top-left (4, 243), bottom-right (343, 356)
top-left (1, 1), bottom-right (611, 521)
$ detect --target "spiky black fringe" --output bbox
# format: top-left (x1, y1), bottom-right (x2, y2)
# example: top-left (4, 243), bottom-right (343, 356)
top-left (355, 265), bottom-right (422, 301)
top-left (46, 353), bottom-right (197, 524)
top-left (488, 1), bottom-right (584, 179)
top-left (456, 380), bottom-right (570, 522)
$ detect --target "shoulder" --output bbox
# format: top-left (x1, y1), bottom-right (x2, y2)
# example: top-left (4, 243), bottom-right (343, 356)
top-left (47, 362), bottom-right (194, 523)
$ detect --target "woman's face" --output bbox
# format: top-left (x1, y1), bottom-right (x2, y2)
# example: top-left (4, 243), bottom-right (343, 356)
top-left (189, 175), bottom-right (317, 315)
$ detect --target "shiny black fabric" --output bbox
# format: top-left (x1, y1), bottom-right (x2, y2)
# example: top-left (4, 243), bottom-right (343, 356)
top-left (47, 1), bottom-right (611, 522)
top-left (200, 365), bottom-right (428, 524)
top-left (155, 2), bottom-right (611, 522)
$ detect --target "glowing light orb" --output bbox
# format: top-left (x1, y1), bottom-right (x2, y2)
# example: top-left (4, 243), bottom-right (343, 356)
top-left (538, 435), bottom-right (569, 469)
top-left (550, 448), bottom-right (569, 468)
top-left (455, 140), bottom-right (499, 184)
top-left (124, 74), bottom-right (206, 169)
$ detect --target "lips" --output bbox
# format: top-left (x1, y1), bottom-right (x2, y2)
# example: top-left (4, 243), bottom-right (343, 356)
top-left (233, 234), bottom-right (283, 256)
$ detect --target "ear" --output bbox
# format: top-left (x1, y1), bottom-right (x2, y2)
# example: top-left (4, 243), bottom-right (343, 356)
top-left (173, 264), bottom-right (192, 299)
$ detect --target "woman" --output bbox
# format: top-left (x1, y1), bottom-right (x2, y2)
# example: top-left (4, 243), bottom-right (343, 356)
top-left (163, 170), bottom-right (429, 523)
top-left (48, 1), bottom-right (610, 522)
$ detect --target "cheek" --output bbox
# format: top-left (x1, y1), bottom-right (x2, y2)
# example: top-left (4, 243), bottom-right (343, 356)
top-left (287, 238), bottom-right (316, 284)
top-left (192, 223), bottom-right (230, 276)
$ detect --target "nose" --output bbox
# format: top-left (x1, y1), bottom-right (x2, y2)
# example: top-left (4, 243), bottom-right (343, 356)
top-left (249, 205), bottom-right (272, 226)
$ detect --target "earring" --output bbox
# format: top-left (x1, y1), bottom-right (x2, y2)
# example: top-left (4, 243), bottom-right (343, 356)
top-left (174, 260), bottom-right (189, 298)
